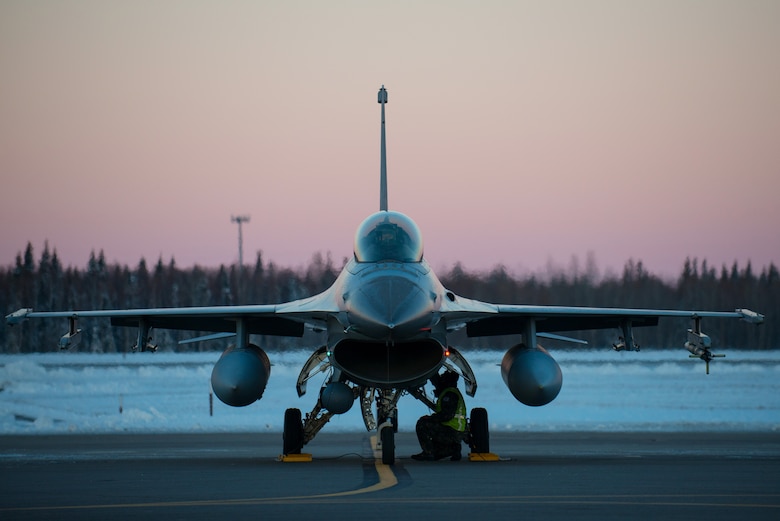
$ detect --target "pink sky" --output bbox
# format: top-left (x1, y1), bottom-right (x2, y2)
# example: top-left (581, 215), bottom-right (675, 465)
top-left (2, 1), bottom-right (778, 280)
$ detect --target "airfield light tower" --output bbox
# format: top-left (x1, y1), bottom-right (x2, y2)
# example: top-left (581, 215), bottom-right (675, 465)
top-left (231, 215), bottom-right (250, 268)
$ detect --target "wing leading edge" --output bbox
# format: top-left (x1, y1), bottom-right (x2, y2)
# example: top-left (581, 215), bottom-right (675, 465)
top-left (6, 288), bottom-right (342, 341)
top-left (438, 298), bottom-right (763, 373)
top-left (448, 304), bottom-right (763, 337)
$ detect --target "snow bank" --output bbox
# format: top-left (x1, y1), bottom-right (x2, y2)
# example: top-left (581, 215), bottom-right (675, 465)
top-left (1, 349), bottom-right (778, 435)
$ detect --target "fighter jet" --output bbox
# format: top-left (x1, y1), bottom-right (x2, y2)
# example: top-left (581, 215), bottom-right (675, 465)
top-left (6, 86), bottom-right (764, 464)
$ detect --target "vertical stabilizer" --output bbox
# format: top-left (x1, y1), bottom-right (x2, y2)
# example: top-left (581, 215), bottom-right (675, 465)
top-left (378, 85), bottom-right (388, 211)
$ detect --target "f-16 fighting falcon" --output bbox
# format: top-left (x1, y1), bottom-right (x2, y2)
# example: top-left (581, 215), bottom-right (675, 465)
top-left (6, 85), bottom-right (764, 465)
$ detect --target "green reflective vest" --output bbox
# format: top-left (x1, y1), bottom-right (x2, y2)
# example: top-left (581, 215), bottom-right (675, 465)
top-left (436, 387), bottom-right (467, 432)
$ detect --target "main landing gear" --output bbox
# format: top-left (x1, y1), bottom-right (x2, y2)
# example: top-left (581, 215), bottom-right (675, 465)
top-left (282, 405), bottom-right (491, 464)
top-left (282, 408), bottom-right (304, 455)
top-left (282, 345), bottom-right (481, 464)
top-left (281, 405), bottom-right (397, 464)
top-left (464, 407), bottom-right (499, 461)
top-left (467, 407), bottom-right (489, 454)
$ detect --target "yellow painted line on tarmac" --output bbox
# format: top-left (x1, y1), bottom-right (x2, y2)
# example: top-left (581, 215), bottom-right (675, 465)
top-left (299, 434), bottom-right (397, 498)
top-left (0, 435), bottom-right (399, 513)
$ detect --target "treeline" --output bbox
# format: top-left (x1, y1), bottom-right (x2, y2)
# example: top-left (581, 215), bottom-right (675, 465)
top-left (443, 258), bottom-right (777, 351)
top-left (1, 242), bottom-right (777, 353)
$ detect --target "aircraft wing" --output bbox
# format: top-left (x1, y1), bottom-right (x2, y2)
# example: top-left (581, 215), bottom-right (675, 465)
top-left (439, 297), bottom-right (764, 337)
top-left (5, 289), bottom-right (342, 348)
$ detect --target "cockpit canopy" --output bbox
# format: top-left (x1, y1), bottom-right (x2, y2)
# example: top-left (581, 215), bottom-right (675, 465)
top-left (354, 211), bottom-right (424, 263)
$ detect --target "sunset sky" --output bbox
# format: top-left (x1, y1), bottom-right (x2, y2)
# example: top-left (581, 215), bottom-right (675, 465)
top-left (2, 1), bottom-right (778, 280)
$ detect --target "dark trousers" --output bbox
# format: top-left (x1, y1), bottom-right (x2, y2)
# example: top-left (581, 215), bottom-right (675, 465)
top-left (415, 416), bottom-right (464, 457)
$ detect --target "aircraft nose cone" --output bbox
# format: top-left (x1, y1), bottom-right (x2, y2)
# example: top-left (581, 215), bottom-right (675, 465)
top-left (347, 276), bottom-right (433, 337)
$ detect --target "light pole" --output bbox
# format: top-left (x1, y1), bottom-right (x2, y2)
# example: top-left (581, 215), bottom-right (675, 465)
top-left (231, 215), bottom-right (250, 268)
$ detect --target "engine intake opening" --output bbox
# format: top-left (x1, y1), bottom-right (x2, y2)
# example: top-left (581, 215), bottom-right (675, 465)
top-left (332, 339), bottom-right (443, 388)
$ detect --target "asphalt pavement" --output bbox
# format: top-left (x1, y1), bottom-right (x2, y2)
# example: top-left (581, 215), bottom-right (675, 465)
top-left (1, 431), bottom-right (779, 521)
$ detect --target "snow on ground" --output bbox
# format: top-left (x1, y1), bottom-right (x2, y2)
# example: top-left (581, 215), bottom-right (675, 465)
top-left (1, 349), bottom-right (778, 435)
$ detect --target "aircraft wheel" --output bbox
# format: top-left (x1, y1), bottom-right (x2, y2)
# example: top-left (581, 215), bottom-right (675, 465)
top-left (283, 408), bottom-right (304, 455)
top-left (469, 407), bottom-right (489, 453)
top-left (380, 425), bottom-right (395, 465)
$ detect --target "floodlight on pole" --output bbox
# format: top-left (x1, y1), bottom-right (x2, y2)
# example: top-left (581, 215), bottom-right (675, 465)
top-left (231, 215), bottom-right (250, 268)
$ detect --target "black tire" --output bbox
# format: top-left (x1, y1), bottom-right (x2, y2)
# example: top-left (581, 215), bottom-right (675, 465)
top-left (283, 408), bottom-right (304, 455)
top-left (380, 425), bottom-right (395, 465)
top-left (469, 407), bottom-right (489, 453)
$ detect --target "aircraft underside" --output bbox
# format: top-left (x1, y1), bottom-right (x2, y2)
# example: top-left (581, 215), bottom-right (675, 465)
top-left (285, 340), bottom-right (481, 464)
top-left (205, 334), bottom-right (570, 464)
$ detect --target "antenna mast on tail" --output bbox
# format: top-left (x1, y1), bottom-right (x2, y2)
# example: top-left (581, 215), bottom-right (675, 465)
top-left (378, 85), bottom-right (388, 211)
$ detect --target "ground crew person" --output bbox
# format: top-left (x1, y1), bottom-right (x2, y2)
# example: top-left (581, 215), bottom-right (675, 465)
top-left (412, 370), bottom-right (467, 461)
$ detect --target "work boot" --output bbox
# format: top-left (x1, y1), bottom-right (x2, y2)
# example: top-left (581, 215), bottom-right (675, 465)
top-left (411, 452), bottom-right (435, 461)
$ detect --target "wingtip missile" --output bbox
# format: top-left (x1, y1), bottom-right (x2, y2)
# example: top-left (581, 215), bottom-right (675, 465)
top-left (737, 308), bottom-right (764, 324)
top-left (378, 85), bottom-right (388, 104)
top-left (5, 308), bottom-right (33, 325)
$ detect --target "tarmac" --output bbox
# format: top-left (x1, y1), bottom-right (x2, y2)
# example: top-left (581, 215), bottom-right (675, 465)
top-left (1, 431), bottom-right (779, 520)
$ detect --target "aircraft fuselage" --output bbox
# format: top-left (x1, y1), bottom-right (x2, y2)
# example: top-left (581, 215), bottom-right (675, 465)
top-left (323, 256), bottom-right (449, 388)
top-left (340, 259), bottom-right (441, 341)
